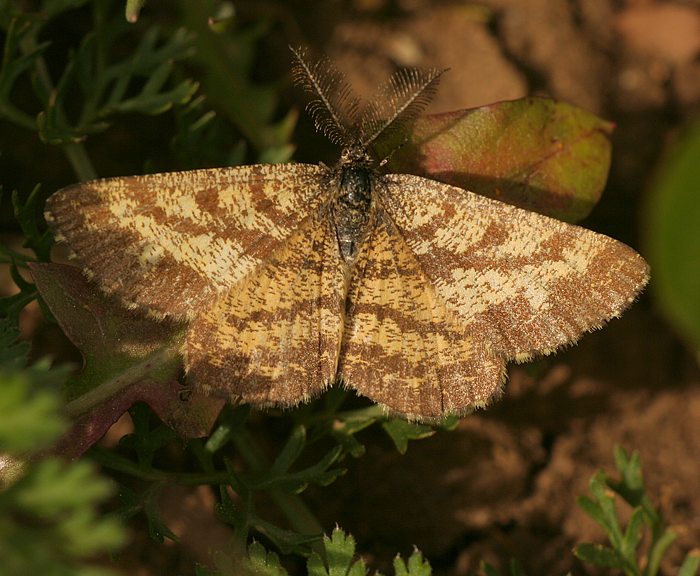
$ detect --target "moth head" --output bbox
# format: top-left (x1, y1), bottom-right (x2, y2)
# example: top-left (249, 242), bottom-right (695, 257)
top-left (338, 141), bottom-right (375, 169)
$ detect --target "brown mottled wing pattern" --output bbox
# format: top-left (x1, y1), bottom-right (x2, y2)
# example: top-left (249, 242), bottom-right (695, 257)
top-left (382, 174), bottom-right (650, 362)
top-left (339, 214), bottom-right (505, 420)
top-left (44, 164), bottom-right (325, 320)
top-left (185, 214), bottom-right (346, 407)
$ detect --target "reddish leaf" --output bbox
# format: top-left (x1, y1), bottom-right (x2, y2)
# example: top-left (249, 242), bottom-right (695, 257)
top-left (30, 262), bottom-right (223, 450)
top-left (29, 263), bottom-right (182, 397)
top-left (54, 380), bottom-right (225, 459)
top-left (384, 97), bottom-right (614, 222)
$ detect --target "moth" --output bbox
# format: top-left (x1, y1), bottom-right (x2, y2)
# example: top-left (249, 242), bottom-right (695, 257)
top-left (45, 47), bottom-right (649, 421)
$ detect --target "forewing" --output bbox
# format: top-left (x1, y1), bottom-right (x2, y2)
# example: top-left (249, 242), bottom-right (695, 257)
top-left (381, 174), bottom-right (650, 361)
top-left (45, 163), bottom-right (325, 319)
top-left (185, 215), bottom-right (346, 408)
top-left (339, 214), bottom-right (505, 421)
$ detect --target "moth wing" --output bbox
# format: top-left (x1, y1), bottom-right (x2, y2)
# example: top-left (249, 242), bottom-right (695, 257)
top-left (185, 215), bottom-right (345, 407)
top-left (381, 174), bottom-right (650, 361)
top-left (45, 164), bottom-right (325, 319)
top-left (339, 214), bottom-right (505, 421)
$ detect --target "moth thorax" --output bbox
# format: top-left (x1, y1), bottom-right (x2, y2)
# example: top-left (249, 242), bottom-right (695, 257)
top-left (333, 161), bottom-right (374, 263)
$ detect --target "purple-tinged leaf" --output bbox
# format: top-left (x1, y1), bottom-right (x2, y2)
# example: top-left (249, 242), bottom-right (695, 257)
top-left (29, 263), bottom-right (223, 451)
top-left (54, 379), bottom-right (225, 459)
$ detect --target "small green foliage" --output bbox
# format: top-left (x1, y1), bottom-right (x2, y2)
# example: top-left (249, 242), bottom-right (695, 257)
top-left (0, 318), bottom-right (71, 454)
top-left (0, 370), bottom-right (66, 453)
top-left (35, 22), bottom-right (197, 146)
top-left (393, 548), bottom-right (432, 576)
top-left (0, 319), bottom-right (127, 575)
top-left (308, 528), bottom-right (368, 576)
top-left (0, 457), bottom-right (126, 575)
top-left (211, 528), bottom-right (426, 576)
top-left (124, 0), bottom-right (146, 22)
top-left (0, 0), bottom-right (197, 180)
top-left (0, 257), bottom-right (37, 321)
top-left (381, 419), bottom-right (436, 454)
top-left (245, 541), bottom-right (288, 576)
top-left (121, 403), bottom-right (180, 469)
top-left (574, 446), bottom-right (698, 576)
top-left (478, 448), bottom-right (696, 576)
top-left (220, 527), bottom-right (433, 576)
top-left (679, 554), bottom-right (700, 576)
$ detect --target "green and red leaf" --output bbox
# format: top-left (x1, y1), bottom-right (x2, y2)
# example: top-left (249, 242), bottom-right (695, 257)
top-left (385, 97), bottom-right (614, 222)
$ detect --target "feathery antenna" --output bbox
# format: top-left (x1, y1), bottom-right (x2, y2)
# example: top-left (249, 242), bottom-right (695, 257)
top-left (290, 46), bottom-right (360, 147)
top-left (359, 67), bottom-right (445, 149)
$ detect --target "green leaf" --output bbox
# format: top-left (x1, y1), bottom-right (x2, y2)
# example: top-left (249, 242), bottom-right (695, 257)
top-left (646, 117), bottom-right (700, 356)
top-left (36, 18), bottom-right (196, 144)
top-left (0, 200), bottom-right (39, 318)
top-left (384, 97), bottom-right (613, 222)
top-left (610, 447), bottom-right (646, 504)
top-left (244, 541), bottom-right (289, 576)
top-left (170, 94), bottom-right (239, 169)
top-left (106, 75), bottom-right (197, 116)
top-left (30, 263), bottom-right (222, 451)
top-left (215, 475), bottom-right (251, 536)
top-left (125, 0), bottom-right (147, 22)
top-left (330, 409), bottom-right (379, 458)
top-left (29, 262), bottom-right (181, 396)
top-left (382, 419), bottom-right (435, 454)
top-left (576, 448), bottom-right (693, 576)
top-left (251, 445), bottom-right (344, 493)
top-left (646, 527), bottom-right (678, 576)
top-left (250, 516), bottom-right (321, 556)
top-left (0, 364), bottom-right (126, 574)
top-left (0, 372), bottom-right (66, 454)
top-left (271, 425), bottom-right (307, 474)
top-left (0, 16), bottom-right (50, 130)
top-left (393, 549), bottom-right (432, 576)
top-left (588, 471), bottom-right (625, 546)
top-left (308, 528), bottom-right (367, 576)
top-left (123, 404), bottom-right (179, 466)
top-left (573, 543), bottom-right (625, 569)
top-left (621, 507), bottom-right (645, 558)
top-left (678, 551), bottom-right (700, 576)
top-left (15, 458), bottom-right (112, 515)
top-left (308, 553), bottom-right (328, 576)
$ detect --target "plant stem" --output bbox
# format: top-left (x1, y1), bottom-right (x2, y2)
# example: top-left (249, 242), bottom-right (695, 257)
top-left (231, 427), bottom-right (324, 537)
top-left (63, 141), bottom-right (97, 181)
top-left (63, 345), bottom-right (180, 418)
